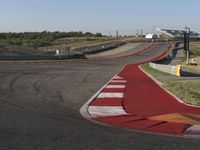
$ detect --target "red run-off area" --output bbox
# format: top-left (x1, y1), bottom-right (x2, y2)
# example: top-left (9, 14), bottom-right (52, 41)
top-left (83, 42), bottom-right (200, 138)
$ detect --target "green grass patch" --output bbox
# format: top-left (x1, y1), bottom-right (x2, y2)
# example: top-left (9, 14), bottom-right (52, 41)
top-left (163, 80), bottom-right (200, 106)
top-left (190, 42), bottom-right (200, 56)
top-left (140, 63), bottom-right (172, 77)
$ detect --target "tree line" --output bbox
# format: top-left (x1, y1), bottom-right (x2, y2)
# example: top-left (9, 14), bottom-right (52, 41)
top-left (0, 31), bottom-right (103, 50)
top-left (0, 31), bottom-right (103, 39)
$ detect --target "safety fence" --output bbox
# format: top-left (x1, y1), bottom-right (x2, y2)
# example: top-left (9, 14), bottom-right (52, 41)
top-left (149, 62), bottom-right (181, 76)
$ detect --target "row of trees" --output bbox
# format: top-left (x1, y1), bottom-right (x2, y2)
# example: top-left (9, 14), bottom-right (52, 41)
top-left (0, 31), bottom-right (103, 50)
top-left (0, 31), bottom-right (103, 40)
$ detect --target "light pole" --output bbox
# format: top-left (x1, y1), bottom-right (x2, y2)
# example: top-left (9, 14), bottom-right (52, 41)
top-left (116, 30), bottom-right (119, 42)
top-left (184, 27), bottom-right (190, 65)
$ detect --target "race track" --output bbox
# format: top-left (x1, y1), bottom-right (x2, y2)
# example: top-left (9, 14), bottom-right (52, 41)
top-left (0, 43), bottom-right (200, 150)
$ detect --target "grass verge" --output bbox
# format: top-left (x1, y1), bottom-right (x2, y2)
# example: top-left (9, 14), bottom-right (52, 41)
top-left (180, 42), bottom-right (200, 72)
top-left (163, 80), bottom-right (200, 106)
top-left (190, 42), bottom-right (200, 56)
top-left (141, 63), bottom-right (200, 106)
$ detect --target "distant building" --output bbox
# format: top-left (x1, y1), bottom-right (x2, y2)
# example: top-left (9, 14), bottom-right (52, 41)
top-left (145, 34), bottom-right (158, 39)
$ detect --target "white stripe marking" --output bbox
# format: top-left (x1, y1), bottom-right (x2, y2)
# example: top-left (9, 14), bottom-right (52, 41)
top-left (114, 76), bottom-right (124, 79)
top-left (97, 93), bottom-right (124, 98)
top-left (110, 80), bottom-right (127, 83)
top-left (88, 106), bottom-right (128, 118)
top-left (106, 85), bottom-right (125, 88)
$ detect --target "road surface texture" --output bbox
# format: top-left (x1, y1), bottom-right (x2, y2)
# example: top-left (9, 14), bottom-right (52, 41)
top-left (0, 42), bottom-right (199, 150)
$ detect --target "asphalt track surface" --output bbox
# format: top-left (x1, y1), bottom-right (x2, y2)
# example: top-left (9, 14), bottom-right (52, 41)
top-left (0, 43), bottom-right (200, 150)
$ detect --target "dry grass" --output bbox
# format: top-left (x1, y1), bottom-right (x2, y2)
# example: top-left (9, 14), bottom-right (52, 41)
top-left (190, 42), bottom-right (200, 56)
top-left (163, 80), bottom-right (200, 106)
top-left (190, 42), bottom-right (200, 49)
top-left (182, 64), bottom-right (200, 72)
top-left (179, 42), bottom-right (200, 72)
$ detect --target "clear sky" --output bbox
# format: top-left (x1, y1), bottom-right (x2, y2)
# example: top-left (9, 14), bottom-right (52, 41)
top-left (0, 0), bottom-right (200, 35)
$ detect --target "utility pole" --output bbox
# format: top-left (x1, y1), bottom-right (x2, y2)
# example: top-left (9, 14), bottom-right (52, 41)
top-left (109, 30), bottom-right (111, 37)
top-left (153, 25), bottom-right (155, 34)
top-left (116, 30), bottom-right (119, 42)
top-left (184, 27), bottom-right (190, 65)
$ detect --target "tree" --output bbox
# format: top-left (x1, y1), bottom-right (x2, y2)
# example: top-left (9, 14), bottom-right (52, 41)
top-left (95, 33), bottom-right (103, 37)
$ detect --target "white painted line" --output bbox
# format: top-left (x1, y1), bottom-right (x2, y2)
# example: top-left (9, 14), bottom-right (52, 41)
top-left (114, 76), bottom-right (124, 79)
top-left (184, 125), bottom-right (200, 138)
top-left (106, 85), bottom-right (125, 89)
top-left (97, 92), bottom-right (124, 98)
top-left (110, 80), bottom-right (127, 83)
top-left (88, 106), bottom-right (128, 118)
top-left (80, 66), bottom-right (126, 120)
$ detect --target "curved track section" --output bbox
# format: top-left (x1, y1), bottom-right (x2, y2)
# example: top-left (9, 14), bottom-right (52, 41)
top-left (0, 43), bottom-right (200, 150)
top-left (84, 43), bottom-right (200, 137)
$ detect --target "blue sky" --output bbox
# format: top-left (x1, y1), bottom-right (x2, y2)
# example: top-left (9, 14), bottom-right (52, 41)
top-left (0, 0), bottom-right (200, 35)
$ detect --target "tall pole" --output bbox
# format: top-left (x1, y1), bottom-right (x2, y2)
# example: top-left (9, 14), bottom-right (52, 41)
top-left (153, 25), bottom-right (155, 34)
top-left (116, 30), bottom-right (119, 42)
top-left (185, 27), bottom-right (190, 65)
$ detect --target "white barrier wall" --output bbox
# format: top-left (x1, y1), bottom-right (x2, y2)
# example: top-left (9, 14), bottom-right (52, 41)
top-left (149, 63), bottom-right (181, 76)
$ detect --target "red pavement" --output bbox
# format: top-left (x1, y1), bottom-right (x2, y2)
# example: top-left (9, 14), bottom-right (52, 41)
top-left (86, 42), bottom-right (200, 137)
top-left (120, 64), bottom-right (200, 117)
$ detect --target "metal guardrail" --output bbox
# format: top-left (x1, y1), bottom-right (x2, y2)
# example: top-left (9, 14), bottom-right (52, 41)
top-left (149, 62), bottom-right (181, 76)
top-left (0, 49), bottom-right (56, 56)
top-left (76, 41), bottom-right (125, 54)
top-left (0, 55), bottom-right (69, 60)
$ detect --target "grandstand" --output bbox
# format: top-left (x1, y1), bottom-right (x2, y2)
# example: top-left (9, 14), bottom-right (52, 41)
top-left (157, 28), bottom-right (200, 39)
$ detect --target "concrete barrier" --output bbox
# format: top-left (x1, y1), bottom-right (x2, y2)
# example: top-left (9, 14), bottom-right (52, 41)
top-left (149, 62), bottom-right (181, 76)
